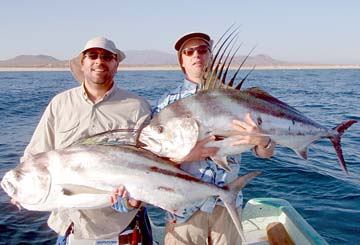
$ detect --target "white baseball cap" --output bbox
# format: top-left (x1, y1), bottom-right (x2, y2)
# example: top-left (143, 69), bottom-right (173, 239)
top-left (69, 36), bottom-right (126, 83)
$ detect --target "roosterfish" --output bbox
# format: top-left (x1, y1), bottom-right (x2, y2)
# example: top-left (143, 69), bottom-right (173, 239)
top-left (138, 27), bottom-right (357, 174)
top-left (1, 143), bottom-right (259, 241)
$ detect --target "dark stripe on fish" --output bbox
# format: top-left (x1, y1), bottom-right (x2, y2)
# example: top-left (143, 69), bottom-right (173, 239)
top-left (149, 166), bottom-right (204, 184)
top-left (199, 88), bottom-right (325, 128)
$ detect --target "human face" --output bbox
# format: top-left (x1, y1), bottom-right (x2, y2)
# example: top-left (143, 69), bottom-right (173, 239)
top-left (180, 39), bottom-right (210, 83)
top-left (81, 48), bottom-right (119, 86)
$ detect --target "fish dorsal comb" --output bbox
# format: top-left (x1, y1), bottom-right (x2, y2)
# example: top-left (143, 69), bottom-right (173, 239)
top-left (244, 87), bottom-right (293, 107)
top-left (201, 25), bottom-right (255, 92)
top-left (243, 87), bottom-right (309, 118)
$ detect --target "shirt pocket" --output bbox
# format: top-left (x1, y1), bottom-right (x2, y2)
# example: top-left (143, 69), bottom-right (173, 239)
top-left (56, 120), bottom-right (80, 148)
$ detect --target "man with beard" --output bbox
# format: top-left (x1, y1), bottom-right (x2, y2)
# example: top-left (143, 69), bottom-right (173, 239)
top-left (20, 37), bottom-right (152, 244)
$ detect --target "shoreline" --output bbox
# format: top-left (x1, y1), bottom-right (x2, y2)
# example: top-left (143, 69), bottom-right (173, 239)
top-left (0, 64), bottom-right (359, 72)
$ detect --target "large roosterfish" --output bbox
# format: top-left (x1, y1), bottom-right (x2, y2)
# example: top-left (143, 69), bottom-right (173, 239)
top-left (1, 143), bottom-right (258, 241)
top-left (138, 26), bottom-right (357, 174)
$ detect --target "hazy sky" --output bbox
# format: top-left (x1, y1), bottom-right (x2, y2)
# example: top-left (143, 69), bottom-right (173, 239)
top-left (2, 0), bottom-right (359, 64)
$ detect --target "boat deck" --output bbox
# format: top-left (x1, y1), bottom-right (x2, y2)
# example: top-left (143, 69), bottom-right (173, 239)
top-left (152, 198), bottom-right (328, 245)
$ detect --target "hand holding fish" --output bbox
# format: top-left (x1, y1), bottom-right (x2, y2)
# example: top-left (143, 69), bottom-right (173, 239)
top-left (231, 113), bottom-right (275, 158)
top-left (111, 186), bottom-right (141, 210)
top-left (171, 135), bottom-right (219, 163)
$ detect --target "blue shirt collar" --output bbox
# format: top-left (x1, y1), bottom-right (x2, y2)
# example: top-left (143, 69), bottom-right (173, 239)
top-left (183, 78), bottom-right (199, 92)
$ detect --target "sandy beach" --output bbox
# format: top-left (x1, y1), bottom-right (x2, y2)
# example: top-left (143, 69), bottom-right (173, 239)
top-left (0, 64), bottom-right (359, 72)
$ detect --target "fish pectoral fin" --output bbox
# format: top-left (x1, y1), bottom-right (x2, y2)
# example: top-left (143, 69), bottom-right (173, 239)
top-left (60, 184), bottom-right (111, 196)
top-left (74, 129), bottom-right (138, 146)
top-left (210, 156), bottom-right (232, 172)
top-left (223, 202), bottom-right (246, 241)
top-left (226, 171), bottom-right (261, 192)
top-left (294, 147), bottom-right (308, 160)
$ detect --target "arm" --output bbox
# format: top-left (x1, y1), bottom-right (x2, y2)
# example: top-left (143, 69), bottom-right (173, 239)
top-left (231, 113), bottom-right (275, 158)
top-left (22, 103), bottom-right (55, 161)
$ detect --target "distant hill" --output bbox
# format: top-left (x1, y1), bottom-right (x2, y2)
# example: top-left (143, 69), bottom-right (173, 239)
top-left (0, 51), bottom-right (293, 68)
top-left (237, 54), bottom-right (292, 66)
top-left (122, 51), bottom-right (292, 66)
top-left (0, 55), bottom-right (68, 67)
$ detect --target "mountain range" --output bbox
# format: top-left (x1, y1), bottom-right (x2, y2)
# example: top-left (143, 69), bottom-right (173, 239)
top-left (0, 50), bottom-right (293, 68)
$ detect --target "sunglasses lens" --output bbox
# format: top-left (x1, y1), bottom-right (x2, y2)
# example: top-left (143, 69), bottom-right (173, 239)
top-left (183, 49), bottom-right (194, 56)
top-left (197, 48), bottom-right (208, 55)
top-left (101, 54), bottom-right (113, 61)
top-left (85, 53), bottom-right (116, 61)
top-left (182, 45), bottom-right (209, 56)
top-left (86, 53), bottom-right (99, 60)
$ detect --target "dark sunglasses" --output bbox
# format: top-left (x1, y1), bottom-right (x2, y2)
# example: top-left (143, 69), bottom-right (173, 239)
top-left (182, 45), bottom-right (210, 56)
top-left (84, 53), bottom-right (117, 62)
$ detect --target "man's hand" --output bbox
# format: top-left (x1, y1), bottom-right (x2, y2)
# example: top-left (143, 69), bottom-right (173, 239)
top-left (172, 135), bottom-right (219, 163)
top-left (230, 113), bottom-right (275, 158)
top-left (110, 186), bottom-right (141, 209)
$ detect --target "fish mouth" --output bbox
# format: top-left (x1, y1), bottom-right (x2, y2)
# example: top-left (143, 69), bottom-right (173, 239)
top-left (1, 178), bottom-right (16, 197)
top-left (138, 135), bottom-right (162, 153)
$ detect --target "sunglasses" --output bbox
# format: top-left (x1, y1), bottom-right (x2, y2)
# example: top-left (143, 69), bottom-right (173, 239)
top-left (84, 53), bottom-right (117, 62)
top-left (182, 45), bottom-right (210, 56)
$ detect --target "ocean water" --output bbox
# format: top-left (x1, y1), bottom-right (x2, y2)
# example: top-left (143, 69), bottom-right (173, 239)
top-left (0, 69), bottom-right (359, 244)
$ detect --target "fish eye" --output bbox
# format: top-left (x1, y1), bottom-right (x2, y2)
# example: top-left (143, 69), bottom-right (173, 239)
top-left (157, 126), bottom-right (164, 133)
top-left (257, 117), bottom-right (262, 126)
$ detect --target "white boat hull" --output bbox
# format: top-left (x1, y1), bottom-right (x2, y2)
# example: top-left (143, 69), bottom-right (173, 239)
top-left (152, 198), bottom-right (328, 245)
top-left (242, 198), bottom-right (328, 244)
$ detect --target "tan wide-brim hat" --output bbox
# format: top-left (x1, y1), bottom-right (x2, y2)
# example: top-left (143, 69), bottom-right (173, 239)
top-left (174, 32), bottom-right (213, 73)
top-left (69, 36), bottom-right (126, 83)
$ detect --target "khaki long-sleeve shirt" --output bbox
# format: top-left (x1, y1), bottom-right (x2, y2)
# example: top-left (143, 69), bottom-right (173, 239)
top-left (23, 83), bottom-right (151, 160)
top-left (22, 83), bottom-right (151, 239)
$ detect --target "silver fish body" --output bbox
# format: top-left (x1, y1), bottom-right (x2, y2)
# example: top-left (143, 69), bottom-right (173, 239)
top-left (1, 144), bottom-right (259, 240)
top-left (139, 87), bottom-right (356, 174)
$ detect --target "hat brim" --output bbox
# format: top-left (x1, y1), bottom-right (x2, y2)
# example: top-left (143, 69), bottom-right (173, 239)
top-left (69, 55), bottom-right (84, 84)
top-left (174, 32), bottom-right (211, 51)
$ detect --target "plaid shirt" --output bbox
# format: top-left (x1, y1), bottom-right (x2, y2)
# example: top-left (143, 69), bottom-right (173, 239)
top-left (153, 79), bottom-right (243, 223)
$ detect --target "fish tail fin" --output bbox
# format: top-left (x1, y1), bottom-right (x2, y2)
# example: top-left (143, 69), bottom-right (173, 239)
top-left (223, 201), bottom-right (246, 241)
top-left (222, 171), bottom-right (261, 241)
top-left (329, 119), bottom-right (357, 175)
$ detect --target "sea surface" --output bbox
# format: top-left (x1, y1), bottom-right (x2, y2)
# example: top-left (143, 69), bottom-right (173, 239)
top-left (0, 69), bottom-right (359, 244)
